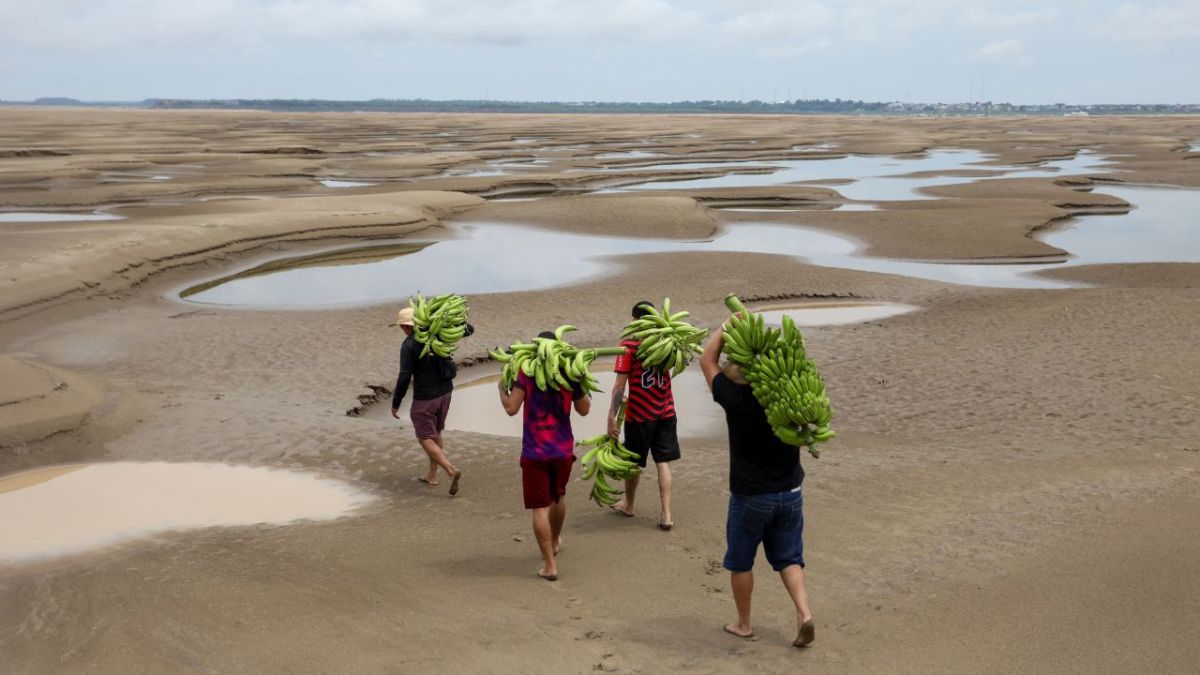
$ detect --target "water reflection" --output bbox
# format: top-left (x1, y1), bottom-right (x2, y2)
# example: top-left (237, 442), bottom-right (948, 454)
top-left (179, 185), bottom-right (1198, 307)
top-left (600, 150), bottom-right (1113, 200)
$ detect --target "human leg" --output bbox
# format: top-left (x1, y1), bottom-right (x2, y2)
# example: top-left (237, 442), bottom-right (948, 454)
top-left (725, 571), bottom-right (755, 637)
top-left (612, 420), bottom-right (651, 516)
top-left (612, 474), bottom-right (640, 516)
top-left (531, 507), bottom-right (557, 579)
top-left (723, 494), bottom-right (765, 638)
top-left (762, 489), bottom-right (812, 646)
top-left (656, 461), bottom-right (673, 528)
top-left (549, 499), bottom-right (567, 554)
top-left (647, 417), bottom-right (679, 528)
top-left (412, 396), bottom-right (460, 492)
top-left (779, 565), bottom-right (815, 646)
top-left (418, 437), bottom-right (457, 482)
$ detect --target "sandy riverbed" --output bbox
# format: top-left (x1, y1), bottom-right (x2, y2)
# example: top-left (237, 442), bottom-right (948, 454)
top-left (1, 108), bottom-right (1199, 674)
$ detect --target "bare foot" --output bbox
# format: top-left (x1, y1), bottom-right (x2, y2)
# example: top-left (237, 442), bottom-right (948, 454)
top-left (793, 620), bottom-right (815, 648)
top-left (723, 623), bottom-right (755, 639)
top-left (537, 568), bottom-right (558, 582)
top-left (554, 537), bottom-right (563, 555)
top-left (609, 501), bottom-right (634, 517)
top-left (448, 471), bottom-right (462, 496)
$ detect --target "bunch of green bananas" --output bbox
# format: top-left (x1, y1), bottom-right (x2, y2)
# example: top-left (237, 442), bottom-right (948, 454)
top-left (722, 294), bottom-right (835, 458)
top-left (411, 293), bottom-right (469, 358)
top-left (621, 297), bottom-right (710, 376)
top-left (489, 325), bottom-right (624, 392)
top-left (577, 401), bottom-right (641, 506)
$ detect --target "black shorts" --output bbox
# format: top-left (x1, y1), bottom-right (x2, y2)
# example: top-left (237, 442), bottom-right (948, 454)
top-left (623, 417), bottom-right (680, 468)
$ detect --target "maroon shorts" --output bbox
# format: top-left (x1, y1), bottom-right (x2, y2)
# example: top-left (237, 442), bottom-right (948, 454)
top-left (520, 455), bottom-right (575, 509)
top-left (409, 392), bottom-right (451, 440)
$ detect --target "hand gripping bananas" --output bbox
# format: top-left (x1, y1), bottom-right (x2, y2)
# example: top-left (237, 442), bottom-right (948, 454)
top-left (576, 401), bottom-right (641, 506)
top-left (722, 294), bottom-right (835, 458)
top-left (410, 293), bottom-right (470, 359)
top-left (621, 297), bottom-right (710, 376)
top-left (489, 325), bottom-right (625, 393)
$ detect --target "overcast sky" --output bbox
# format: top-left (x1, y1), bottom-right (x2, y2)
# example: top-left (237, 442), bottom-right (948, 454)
top-left (1, 0), bottom-right (1197, 104)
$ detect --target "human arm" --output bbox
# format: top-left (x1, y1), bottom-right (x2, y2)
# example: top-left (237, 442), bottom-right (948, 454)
top-left (391, 339), bottom-right (415, 417)
top-left (498, 378), bottom-right (525, 416)
top-left (573, 387), bottom-right (592, 416)
top-left (700, 327), bottom-right (725, 390)
top-left (606, 372), bottom-right (629, 437)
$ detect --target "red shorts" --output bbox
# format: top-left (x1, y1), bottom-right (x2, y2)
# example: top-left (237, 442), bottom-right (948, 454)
top-left (520, 455), bottom-right (575, 509)
top-left (410, 392), bottom-right (451, 440)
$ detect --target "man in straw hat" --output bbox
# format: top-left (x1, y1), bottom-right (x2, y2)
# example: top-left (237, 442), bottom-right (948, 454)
top-left (389, 306), bottom-right (469, 495)
top-left (699, 316), bottom-right (815, 649)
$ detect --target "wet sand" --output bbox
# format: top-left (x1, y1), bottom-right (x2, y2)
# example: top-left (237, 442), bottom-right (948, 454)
top-left (2, 108), bottom-right (1199, 674)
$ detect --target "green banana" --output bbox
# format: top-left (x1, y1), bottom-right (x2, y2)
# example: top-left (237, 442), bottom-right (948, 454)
top-left (409, 293), bottom-right (471, 359)
top-left (721, 294), bottom-right (835, 458)
top-left (622, 297), bottom-right (709, 376)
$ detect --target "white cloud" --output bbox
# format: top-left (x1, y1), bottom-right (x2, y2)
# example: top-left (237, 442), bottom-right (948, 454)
top-left (973, 38), bottom-right (1033, 65)
top-left (1091, 2), bottom-right (1200, 45)
top-left (0, 0), bottom-right (703, 50)
top-left (719, 1), bottom-right (836, 54)
top-left (960, 7), bottom-right (1059, 31)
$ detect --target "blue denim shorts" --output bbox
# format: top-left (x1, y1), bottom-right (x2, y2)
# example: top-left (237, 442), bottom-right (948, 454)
top-left (723, 489), bottom-right (805, 573)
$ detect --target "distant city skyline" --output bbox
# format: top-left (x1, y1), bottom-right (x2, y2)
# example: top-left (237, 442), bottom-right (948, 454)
top-left (1, 1), bottom-right (1198, 104)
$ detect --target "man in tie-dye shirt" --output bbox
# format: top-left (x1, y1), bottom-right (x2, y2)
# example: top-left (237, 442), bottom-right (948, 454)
top-left (498, 331), bottom-right (591, 581)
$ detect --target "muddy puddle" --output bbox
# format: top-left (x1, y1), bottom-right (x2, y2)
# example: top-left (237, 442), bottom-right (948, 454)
top-left (0, 211), bottom-right (123, 222)
top-left (759, 302), bottom-right (917, 326)
top-left (0, 462), bottom-right (375, 564)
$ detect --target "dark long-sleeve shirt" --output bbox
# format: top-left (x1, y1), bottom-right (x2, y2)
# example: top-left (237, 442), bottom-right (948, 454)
top-left (391, 324), bottom-right (473, 408)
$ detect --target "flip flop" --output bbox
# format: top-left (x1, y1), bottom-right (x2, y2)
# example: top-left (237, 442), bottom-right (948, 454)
top-left (723, 624), bottom-right (755, 640)
top-left (537, 570), bottom-right (558, 582)
top-left (657, 519), bottom-right (674, 531)
top-left (793, 620), bottom-right (815, 648)
top-left (416, 477), bottom-right (439, 487)
top-left (609, 505), bottom-right (634, 518)
top-left (448, 471), bottom-right (462, 496)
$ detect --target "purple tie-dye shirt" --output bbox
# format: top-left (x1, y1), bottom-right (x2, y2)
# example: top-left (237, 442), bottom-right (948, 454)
top-left (514, 371), bottom-right (584, 460)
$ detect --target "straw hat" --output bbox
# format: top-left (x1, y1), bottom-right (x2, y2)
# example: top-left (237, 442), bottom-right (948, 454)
top-left (388, 307), bottom-right (415, 327)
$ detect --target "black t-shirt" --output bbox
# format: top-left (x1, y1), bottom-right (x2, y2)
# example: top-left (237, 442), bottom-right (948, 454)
top-left (712, 373), bottom-right (803, 495)
top-left (392, 335), bottom-right (455, 408)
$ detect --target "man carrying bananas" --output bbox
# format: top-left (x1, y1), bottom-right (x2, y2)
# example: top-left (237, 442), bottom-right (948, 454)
top-left (607, 301), bottom-right (679, 530)
top-left (389, 306), bottom-right (471, 495)
top-left (498, 331), bottom-right (592, 581)
top-left (699, 319), bottom-right (815, 649)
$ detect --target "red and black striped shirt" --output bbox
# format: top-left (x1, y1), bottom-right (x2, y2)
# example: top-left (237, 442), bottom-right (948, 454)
top-left (613, 339), bottom-right (676, 423)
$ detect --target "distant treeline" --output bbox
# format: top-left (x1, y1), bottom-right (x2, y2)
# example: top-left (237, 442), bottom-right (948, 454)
top-left (3, 97), bottom-right (1198, 116)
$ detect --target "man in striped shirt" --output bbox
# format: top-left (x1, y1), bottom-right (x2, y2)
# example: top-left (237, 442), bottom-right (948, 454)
top-left (607, 301), bottom-right (679, 530)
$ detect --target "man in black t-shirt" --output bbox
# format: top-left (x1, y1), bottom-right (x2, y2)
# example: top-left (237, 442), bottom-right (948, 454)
top-left (700, 321), bottom-right (815, 649)
top-left (389, 307), bottom-right (471, 496)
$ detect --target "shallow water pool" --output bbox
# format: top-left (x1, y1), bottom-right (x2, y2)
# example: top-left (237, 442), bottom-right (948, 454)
top-left (0, 462), bottom-right (375, 563)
